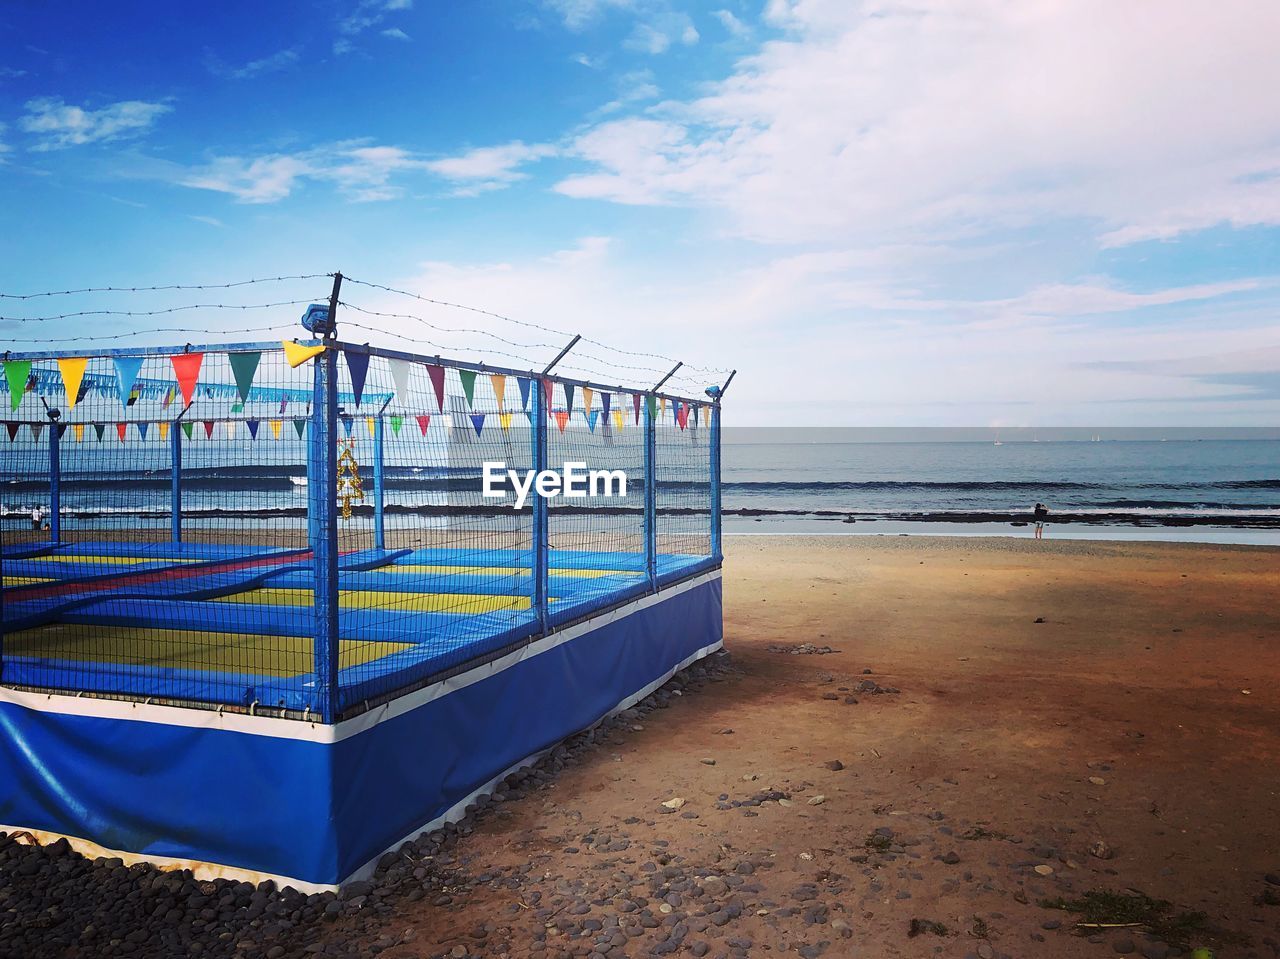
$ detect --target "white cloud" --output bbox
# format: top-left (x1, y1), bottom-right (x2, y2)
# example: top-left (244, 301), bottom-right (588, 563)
top-left (336, 0), bottom-right (413, 54)
top-left (188, 214), bottom-right (225, 227)
top-left (205, 48), bottom-right (299, 80)
top-left (553, 1), bottom-right (1280, 247)
top-left (20, 97), bottom-right (172, 150)
top-left (425, 141), bottom-right (557, 195)
top-left (181, 154), bottom-right (313, 203)
top-left (712, 9), bottom-right (750, 38)
top-left (545, 0), bottom-right (633, 31)
top-left (381, 27), bottom-right (412, 40)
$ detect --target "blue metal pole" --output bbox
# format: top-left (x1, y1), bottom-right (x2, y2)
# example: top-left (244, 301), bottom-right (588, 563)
top-left (643, 394), bottom-right (657, 591)
top-left (711, 403), bottom-right (722, 562)
top-left (373, 415), bottom-right (385, 551)
top-left (170, 416), bottom-right (183, 544)
top-left (531, 379), bottom-right (549, 632)
top-left (48, 421), bottom-right (61, 545)
top-left (310, 344), bottom-right (340, 722)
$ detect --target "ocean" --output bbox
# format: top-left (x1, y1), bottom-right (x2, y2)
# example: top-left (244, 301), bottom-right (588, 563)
top-left (3, 428), bottom-right (1277, 545)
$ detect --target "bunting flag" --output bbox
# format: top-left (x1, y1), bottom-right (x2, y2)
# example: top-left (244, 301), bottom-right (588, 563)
top-left (94, 423), bottom-right (106, 442)
top-left (677, 403), bottom-right (689, 431)
top-left (458, 369), bottom-right (477, 408)
top-left (585, 409), bottom-right (599, 433)
top-left (490, 374), bottom-right (507, 410)
top-left (469, 413), bottom-right (486, 437)
top-left (270, 420), bottom-right (282, 440)
top-left (390, 415), bottom-right (403, 435)
top-left (633, 393), bottom-right (643, 424)
top-left (181, 421), bottom-right (194, 440)
top-left (516, 376), bottom-right (531, 410)
top-left (673, 400), bottom-right (682, 427)
top-left (203, 421), bottom-right (215, 439)
top-left (554, 410), bottom-right (570, 433)
top-left (282, 340), bottom-right (325, 368)
top-left (344, 350), bottom-right (370, 407)
top-left (416, 414), bottom-right (431, 435)
top-left (229, 351), bottom-right (261, 404)
top-left (426, 365), bottom-right (447, 411)
top-left (56, 358), bottom-right (88, 412)
top-left (111, 357), bottom-right (143, 407)
top-left (499, 412), bottom-right (513, 432)
top-left (73, 424), bottom-right (85, 442)
top-left (601, 392), bottom-right (611, 419)
top-left (30, 422), bottom-right (44, 442)
top-left (159, 422), bottom-right (170, 442)
top-left (612, 410), bottom-right (625, 432)
top-left (366, 416), bottom-right (376, 437)
top-left (127, 385), bottom-right (141, 407)
top-left (660, 396), bottom-right (668, 416)
top-left (4, 423), bottom-right (17, 442)
top-left (542, 378), bottom-right (554, 410)
top-left (161, 386), bottom-right (177, 410)
top-left (646, 394), bottom-right (657, 420)
top-left (137, 422), bottom-right (150, 441)
top-left (170, 353), bottom-right (204, 407)
top-left (387, 358), bottom-right (412, 403)
top-left (564, 384), bottom-right (575, 412)
top-left (583, 387), bottom-right (594, 413)
top-left (340, 415), bottom-right (353, 437)
top-left (293, 419), bottom-right (307, 439)
top-left (116, 423), bottom-right (127, 442)
top-left (247, 420), bottom-right (260, 440)
top-left (4, 360), bottom-right (32, 412)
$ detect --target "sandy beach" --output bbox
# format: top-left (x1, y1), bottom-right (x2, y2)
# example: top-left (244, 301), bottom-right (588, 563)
top-left (303, 534), bottom-right (1280, 958)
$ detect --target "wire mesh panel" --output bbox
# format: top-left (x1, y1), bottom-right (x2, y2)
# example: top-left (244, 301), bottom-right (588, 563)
top-left (0, 347), bottom-right (318, 710)
top-left (544, 380), bottom-right (647, 625)
top-left (654, 395), bottom-right (714, 565)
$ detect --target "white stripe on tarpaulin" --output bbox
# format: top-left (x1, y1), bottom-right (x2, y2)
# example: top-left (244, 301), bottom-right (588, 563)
top-left (0, 569), bottom-right (722, 745)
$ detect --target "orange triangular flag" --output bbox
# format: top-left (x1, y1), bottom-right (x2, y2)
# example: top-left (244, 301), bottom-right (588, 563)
top-left (582, 387), bottom-right (593, 413)
top-left (57, 357), bottom-right (88, 411)
top-left (491, 374), bottom-right (507, 410)
top-left (282, 340), bottom-right (326, 368)
top-left (554, 410), bottom-right (570, 433)
top-left (171, 353), bottom-right (204, 407)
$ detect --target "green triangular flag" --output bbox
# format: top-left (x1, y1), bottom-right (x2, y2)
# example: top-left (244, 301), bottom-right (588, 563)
top-left (181, 421), bottom-right (194, 440)
top-left (94, 423), bottom-right (106, 442)
top-left (228, 351), bottom-right (261, 404)
top-left (389, 414), bottom-right (403, 435)
top-left (4, 360), bottom-right (31, 411)
top-left (458, 369), bottom-right (477, 408)
top-left (293, 418), bottom-right (307, 439)
top-left (646, 394), bottom-right (657, 419)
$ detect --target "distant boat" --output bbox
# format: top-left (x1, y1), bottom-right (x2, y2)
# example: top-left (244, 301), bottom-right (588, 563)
top-left (290, 476), bottom-right (308, 488)
top-left (993, 434), bottom-right (1003, 446)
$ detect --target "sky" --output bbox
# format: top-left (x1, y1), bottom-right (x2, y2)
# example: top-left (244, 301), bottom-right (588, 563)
top-left (1, 0), bottom-right (1279, 426)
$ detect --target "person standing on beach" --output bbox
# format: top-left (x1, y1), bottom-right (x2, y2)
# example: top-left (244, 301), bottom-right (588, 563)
top-left (1033, 502), bottom-right (1049, 539)
top-left (30, 504), bottom-right (43, 531)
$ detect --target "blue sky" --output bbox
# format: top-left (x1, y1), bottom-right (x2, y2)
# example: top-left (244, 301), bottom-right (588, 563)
top-left (2, 0), bottom-right (1279, 425)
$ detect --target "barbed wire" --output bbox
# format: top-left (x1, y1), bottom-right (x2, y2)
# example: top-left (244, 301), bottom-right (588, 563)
top-left (340, 275), bottom-right (733, 376)
top-left (336, 301), bottom-right (561, 354)
top-left (0, 299), bottom-right (320, 324)
top-left (0, 275), bottom-right (332, 300)
top-left (2, 324), bottom-right (297, 345)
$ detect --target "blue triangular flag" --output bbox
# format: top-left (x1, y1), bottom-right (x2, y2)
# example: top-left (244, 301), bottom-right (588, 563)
top-left (517, 376), bottom-right (531, 410)
top-left (247, 419), bottom-right (260, 440)
top-left (113, 357), bottom-right (144, 406)
top-left (341, 415), bottom-right (353, 436)
top-left (136, 422), bottom-right (150, 441)
top-left (344, 350), bottom-right (370, 407)
top-left (564, 383), bottom-right (574, 412)
top-left (585, 409), bottom-right (599, 433)
top-left (601, 392), bottom-right (611, 418)
top-left (469, 413), bottom-right (486, 437)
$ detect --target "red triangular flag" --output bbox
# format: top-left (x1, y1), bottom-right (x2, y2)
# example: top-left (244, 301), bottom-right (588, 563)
top-left (203, 421), bottom-right (215, 439)
top-left (116, 422), bottom-right (127, 442)
top-left (425, 365), bottom-right (446, 411)
top-left (543, 378), bottom-right (555, 412)
top-left (554, 410), bottom-right (570, 433)
top-left (633, 392), bottom-right (642, 424)
top-left (171, 353), bottom-right (204, 407)
top-left (416, 414), bottom-right (431, 435)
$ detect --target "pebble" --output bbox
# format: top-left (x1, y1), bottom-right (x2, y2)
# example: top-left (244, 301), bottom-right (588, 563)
top-left (1034, 864), bottom-right (1054, 876)
top-left (977, 942), bottom-right (994, 959)
top-left (823, 760), bottom-right (844, 771)
top-left (660, 798), bottom-right (687, 811)
top-left (699, 758), bottom-right (716, 766)
top-left (1089, 840), bottom-right (1114, 860)
top-left (1088, 776), bottom-right (1107, 786)
top-left (807, 795), bottom-right (826, 806)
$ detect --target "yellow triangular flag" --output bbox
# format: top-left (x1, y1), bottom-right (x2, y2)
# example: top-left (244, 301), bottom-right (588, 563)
top-left (583, 387), bottom-right (593, 413)
top-left (660, 396), bottom-right (667, 415)
top-left (499, 412), bottom-right (513, 432)
top-left (282, 340), bottom-right (326, 369)
top-left (612, 410), bottom-right (625, 432)
top-left (73, 424), bottom-right (84, 442)
top-left (57, 357), bottom-right (89, 411)
top-left (270, 419), bottom-right (282, 439)
top-left (491, 374), bottom-right (506, 410)
top-left (366, 416), bottom-right (375, 437)
top-left (159, 422), bottom-right (170, 441)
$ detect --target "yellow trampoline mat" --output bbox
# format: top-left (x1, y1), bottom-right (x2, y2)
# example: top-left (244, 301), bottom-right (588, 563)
top-left (29, 555), bottom-right (200, 566)
top-left (213, 588), bottom-right (531, 614)
top-left (382, 564), bottom-right (642, 579)
top-left (3, 576), bottom-right (52, 586)
top-left (4, 624), bottom-right (407, 677)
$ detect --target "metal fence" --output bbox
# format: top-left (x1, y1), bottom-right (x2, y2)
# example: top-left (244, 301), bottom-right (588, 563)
top-left (0, 335), bottom-right (724, 722)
